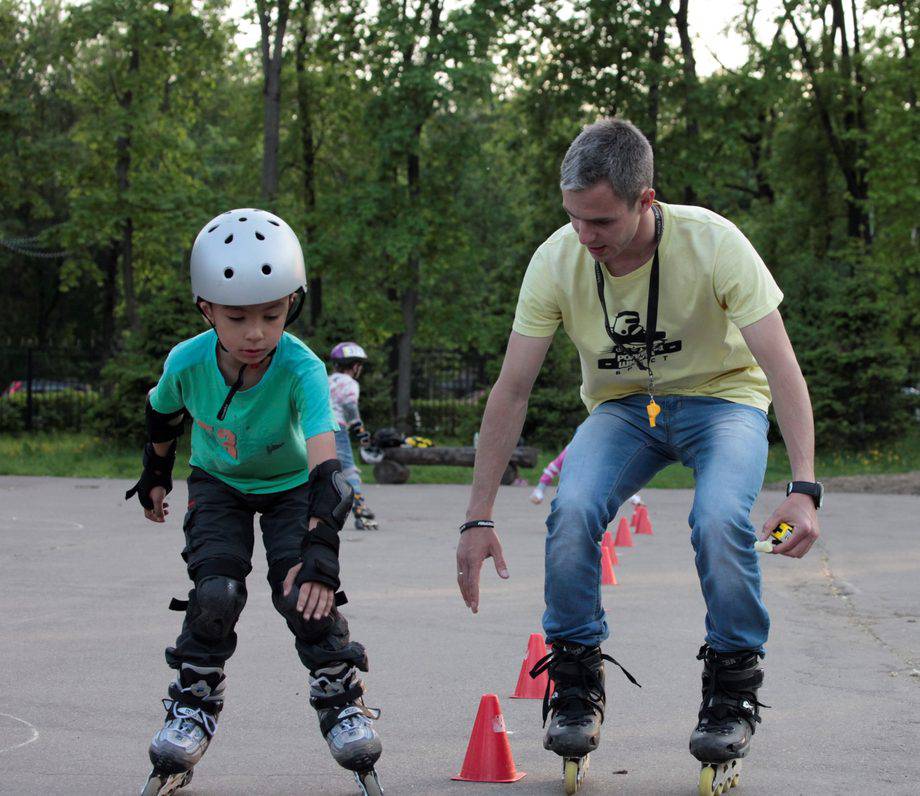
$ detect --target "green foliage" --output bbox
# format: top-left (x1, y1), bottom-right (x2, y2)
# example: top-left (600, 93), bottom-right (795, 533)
top-left (1, 0), bottom-right (916, 456)
top-left (0, 389), bottom-right (99, 432)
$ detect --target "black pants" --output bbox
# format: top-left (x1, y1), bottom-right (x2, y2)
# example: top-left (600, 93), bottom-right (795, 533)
top-left (166, 468), bottom-right (366, 673)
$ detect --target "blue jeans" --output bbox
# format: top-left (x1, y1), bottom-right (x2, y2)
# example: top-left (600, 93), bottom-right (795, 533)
top-left (334, 429), bottom-right (362, 493)
top-left (543, 395), bottom-right (770, 654)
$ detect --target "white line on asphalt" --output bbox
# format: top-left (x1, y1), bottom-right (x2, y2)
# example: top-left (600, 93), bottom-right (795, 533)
top-left (0, 713), bottom-right (39, 754)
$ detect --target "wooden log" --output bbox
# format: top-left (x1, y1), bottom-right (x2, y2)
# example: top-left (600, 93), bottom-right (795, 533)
top-left (500, 464), bottom-right (518, 486)
top-left (373, 459), bottom-right (410, 484)
top-left (381, 445), bottom-right (538, 468)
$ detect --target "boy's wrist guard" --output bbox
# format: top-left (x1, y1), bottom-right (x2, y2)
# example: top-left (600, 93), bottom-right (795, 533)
top-left (296, 460), bottom-right (354, 591)
top-left (125, 441), bottom-right (176, 510)
top-left (146, 399), bottom-right (186, 443)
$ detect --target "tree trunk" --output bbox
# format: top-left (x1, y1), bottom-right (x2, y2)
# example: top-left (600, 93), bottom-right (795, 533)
top-left (295, 2), bottom-right (321, 327)
top-left (115, 43), bottom-right (139, 333)
top-left (257, 0), bottom-right (291, 208)
top-left (646, 0), bottom-right (669, 191)
top-left (674, 0), bottom-right (700, 205)
top-left (395, 127), bottom-right (423, 425)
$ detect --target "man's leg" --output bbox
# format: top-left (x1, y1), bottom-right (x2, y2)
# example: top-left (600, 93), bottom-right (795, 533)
top-left (543, 395), bottom-right (675, 645)
top-left (676, 398), bottom-right (771, 653)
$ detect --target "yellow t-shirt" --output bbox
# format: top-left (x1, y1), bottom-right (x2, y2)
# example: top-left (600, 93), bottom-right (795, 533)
top-left (512, 202), bottom-right (783, 413)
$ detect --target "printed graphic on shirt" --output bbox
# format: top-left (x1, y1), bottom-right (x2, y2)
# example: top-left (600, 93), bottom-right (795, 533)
top-left (597, 310), bottom-right (683, 372)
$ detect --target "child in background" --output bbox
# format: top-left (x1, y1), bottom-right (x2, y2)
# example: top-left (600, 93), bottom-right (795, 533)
top-left (531, 445), bottom-right (643, 508)
top-left (328, 342), bottom-right (379, 530)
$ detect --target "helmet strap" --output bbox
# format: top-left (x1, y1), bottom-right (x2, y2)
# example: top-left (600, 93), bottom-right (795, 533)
top-left (284, 288), bottom-right (305, 328)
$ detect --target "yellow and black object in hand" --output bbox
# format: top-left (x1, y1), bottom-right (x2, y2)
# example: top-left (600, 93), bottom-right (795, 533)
top-left (754, 522), bottom-right (794, 554)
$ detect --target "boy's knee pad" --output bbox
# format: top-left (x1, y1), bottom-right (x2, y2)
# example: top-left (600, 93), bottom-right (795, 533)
top-left (188, 576), bottom-right (247, 643)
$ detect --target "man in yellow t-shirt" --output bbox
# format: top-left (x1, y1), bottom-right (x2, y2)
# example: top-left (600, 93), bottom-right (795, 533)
top-left (455, 119), bottom-right (823, 777)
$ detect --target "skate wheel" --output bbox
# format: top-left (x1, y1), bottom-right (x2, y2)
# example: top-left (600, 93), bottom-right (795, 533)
top-left (563, 756), bottom-right (588, 795)
top-left (141, 769), bottom-right (192, 796)
top-left (698, 765), bottom-right (716, 796)
top-left (355, 768), bottom-right (384, 796)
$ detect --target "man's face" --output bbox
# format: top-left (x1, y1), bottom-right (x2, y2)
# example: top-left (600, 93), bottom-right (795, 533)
top-left (200, 296), bottom-right (292, 365)
top-left (562, 182), bottom-right (652, 265)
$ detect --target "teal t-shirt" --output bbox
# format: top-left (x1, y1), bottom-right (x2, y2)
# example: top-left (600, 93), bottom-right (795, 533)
top-left (149, 330), bottom-right (338, 494)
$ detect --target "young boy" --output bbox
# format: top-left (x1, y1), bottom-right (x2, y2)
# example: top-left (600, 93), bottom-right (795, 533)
top-left (328, 342), bottom-right (379, 530)
top-left (125, 209), bottom-right (383, 796)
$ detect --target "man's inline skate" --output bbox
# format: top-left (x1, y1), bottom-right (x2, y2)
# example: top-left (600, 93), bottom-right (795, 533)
top-left (690, 644), bottom-right (767, 796)
top-left (352, 492), bottom-right (378, 530)
top-left (530, 641), bottom-right (639, 794)
top-left (141, 664), bottom-right (224, 796)
top-left (310, 660), bottom-right (383, 795)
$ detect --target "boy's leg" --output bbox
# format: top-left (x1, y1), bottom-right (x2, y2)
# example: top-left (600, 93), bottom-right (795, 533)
top-left (334, 428), bottom-right (376, 528)
top-left (147, 469), bottom-right (256, 783)
top-left (674, 398), bottom-right (771, 653)
top-left (260, 485), bottom-right (381, 775)
top-left (165, 469), bottom-right (255, 670)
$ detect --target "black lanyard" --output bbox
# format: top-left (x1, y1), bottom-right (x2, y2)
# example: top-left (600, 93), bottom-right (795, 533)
top-left (593, 204), bottom-right (663, 382)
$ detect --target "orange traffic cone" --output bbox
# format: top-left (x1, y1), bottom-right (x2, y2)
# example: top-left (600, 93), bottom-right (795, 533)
top-left (511, 634), bottom-right (552, 699)
top-left (602, 532), bottom-right (619, 565)
top-left (453, 694), bottom-right (526, 782)
top-left (636, 507), bottom-right (653, 535)
top-left (601, 546), bottom-right (618, 585)
top-left (614, 516), bottom-right (634, 547)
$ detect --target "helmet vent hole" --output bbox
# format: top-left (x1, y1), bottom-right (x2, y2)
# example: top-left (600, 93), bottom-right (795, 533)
top-left (224, 234), bottom-right (233, 244)
top-left (255, 231), bottom-right (265, 241)
top-left (261, 264), bottom-right (272, 275)
top-left (208, 225), bottom-right (219, 233)
top-left (224, 267), bottom-right (234, 279)
top-left (239, 216), bottom-right (247, 222)
top-left (267, 219), bottom-right (280, 226)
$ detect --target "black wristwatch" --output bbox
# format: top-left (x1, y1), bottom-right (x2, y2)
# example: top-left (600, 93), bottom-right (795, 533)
top-left (786, 481), bottom-right (824, 510)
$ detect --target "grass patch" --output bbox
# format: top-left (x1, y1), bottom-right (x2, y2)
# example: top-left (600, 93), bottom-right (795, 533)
top-left (1, 430), bottom-right (918, 487)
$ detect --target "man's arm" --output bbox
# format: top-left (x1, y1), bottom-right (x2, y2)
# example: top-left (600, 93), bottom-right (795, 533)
top-left (458, 331), bottom-right (553, 612)
top-left (741, 309), bottom-right (820, 557)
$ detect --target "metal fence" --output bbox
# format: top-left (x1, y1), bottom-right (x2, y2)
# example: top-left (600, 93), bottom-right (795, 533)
top-left (0, 347), bottom-right (104, 432)
top-left (0, 344), bottom-right (493, 438)
top-left (408, 349), bottom-right (492, 438)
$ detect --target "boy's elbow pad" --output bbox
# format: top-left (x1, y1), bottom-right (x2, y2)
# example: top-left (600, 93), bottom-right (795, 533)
top-left (146, 398), bottom-right (186, 443)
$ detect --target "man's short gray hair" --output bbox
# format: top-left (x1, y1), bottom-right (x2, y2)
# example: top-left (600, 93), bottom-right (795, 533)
top-left (560, 118), bottom-right (654, 205)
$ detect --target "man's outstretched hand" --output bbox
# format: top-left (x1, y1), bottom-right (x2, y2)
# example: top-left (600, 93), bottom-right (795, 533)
top-left (456, 525), bottom-right (509, 613)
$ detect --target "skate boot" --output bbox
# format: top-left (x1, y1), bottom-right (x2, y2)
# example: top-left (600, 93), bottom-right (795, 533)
top-left (141, 664), bottom-right (225, 796)
top-left (530, 641), bottom-right (639, 794)
top-left (353, 492), bottom-right (378, 530)
top-left (690, 645), bottom-right (767, 796)
top-left (310, 661), bottom-right (383, 795)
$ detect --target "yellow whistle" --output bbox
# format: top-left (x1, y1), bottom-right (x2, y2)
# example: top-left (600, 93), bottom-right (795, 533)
top-left (646, 398), bottom-right (660, 428)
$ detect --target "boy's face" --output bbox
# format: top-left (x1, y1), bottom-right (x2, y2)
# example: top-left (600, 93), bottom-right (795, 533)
top-left (200, 296), bottom-right (292, 365)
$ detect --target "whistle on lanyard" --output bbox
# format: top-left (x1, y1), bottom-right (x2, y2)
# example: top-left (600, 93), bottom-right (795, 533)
top-left (646, 397), bottom-right (661, 428)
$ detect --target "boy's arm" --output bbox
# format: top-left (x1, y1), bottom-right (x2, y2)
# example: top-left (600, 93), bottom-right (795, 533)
top-left (126, 387), bottom-right (187, 522)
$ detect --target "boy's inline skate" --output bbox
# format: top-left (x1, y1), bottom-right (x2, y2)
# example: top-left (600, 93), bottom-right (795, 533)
top-left (141, 664), bottom-right (225, 796)
top-left (352, 492), bottom-right (378, 530)
top-left (310, 661), bottom-right (383, 795)
top-left (689, 644), bottom-right (767, 796)
top-left (530, 641), bottom-right (639, 794)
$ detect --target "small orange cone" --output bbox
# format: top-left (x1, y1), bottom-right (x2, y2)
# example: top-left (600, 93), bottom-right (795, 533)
top-left (511, 634), bottom-right (552, 699)
top-left (629, 507), bottom-right (639, 527)
top-left (601, 546), bottom-right (618, 585)
top-left (636, 507), bottom-right (653, 535)
top-left (453, 694), bottom-right (526, 782)
top-left (614, 516), bottom-right (634, 547)
top-left (601, 531), bottom-right (618, 564)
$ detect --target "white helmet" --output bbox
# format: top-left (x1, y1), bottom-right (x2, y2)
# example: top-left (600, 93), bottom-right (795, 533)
top-left (190, 208), bottom-right (306, 306)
